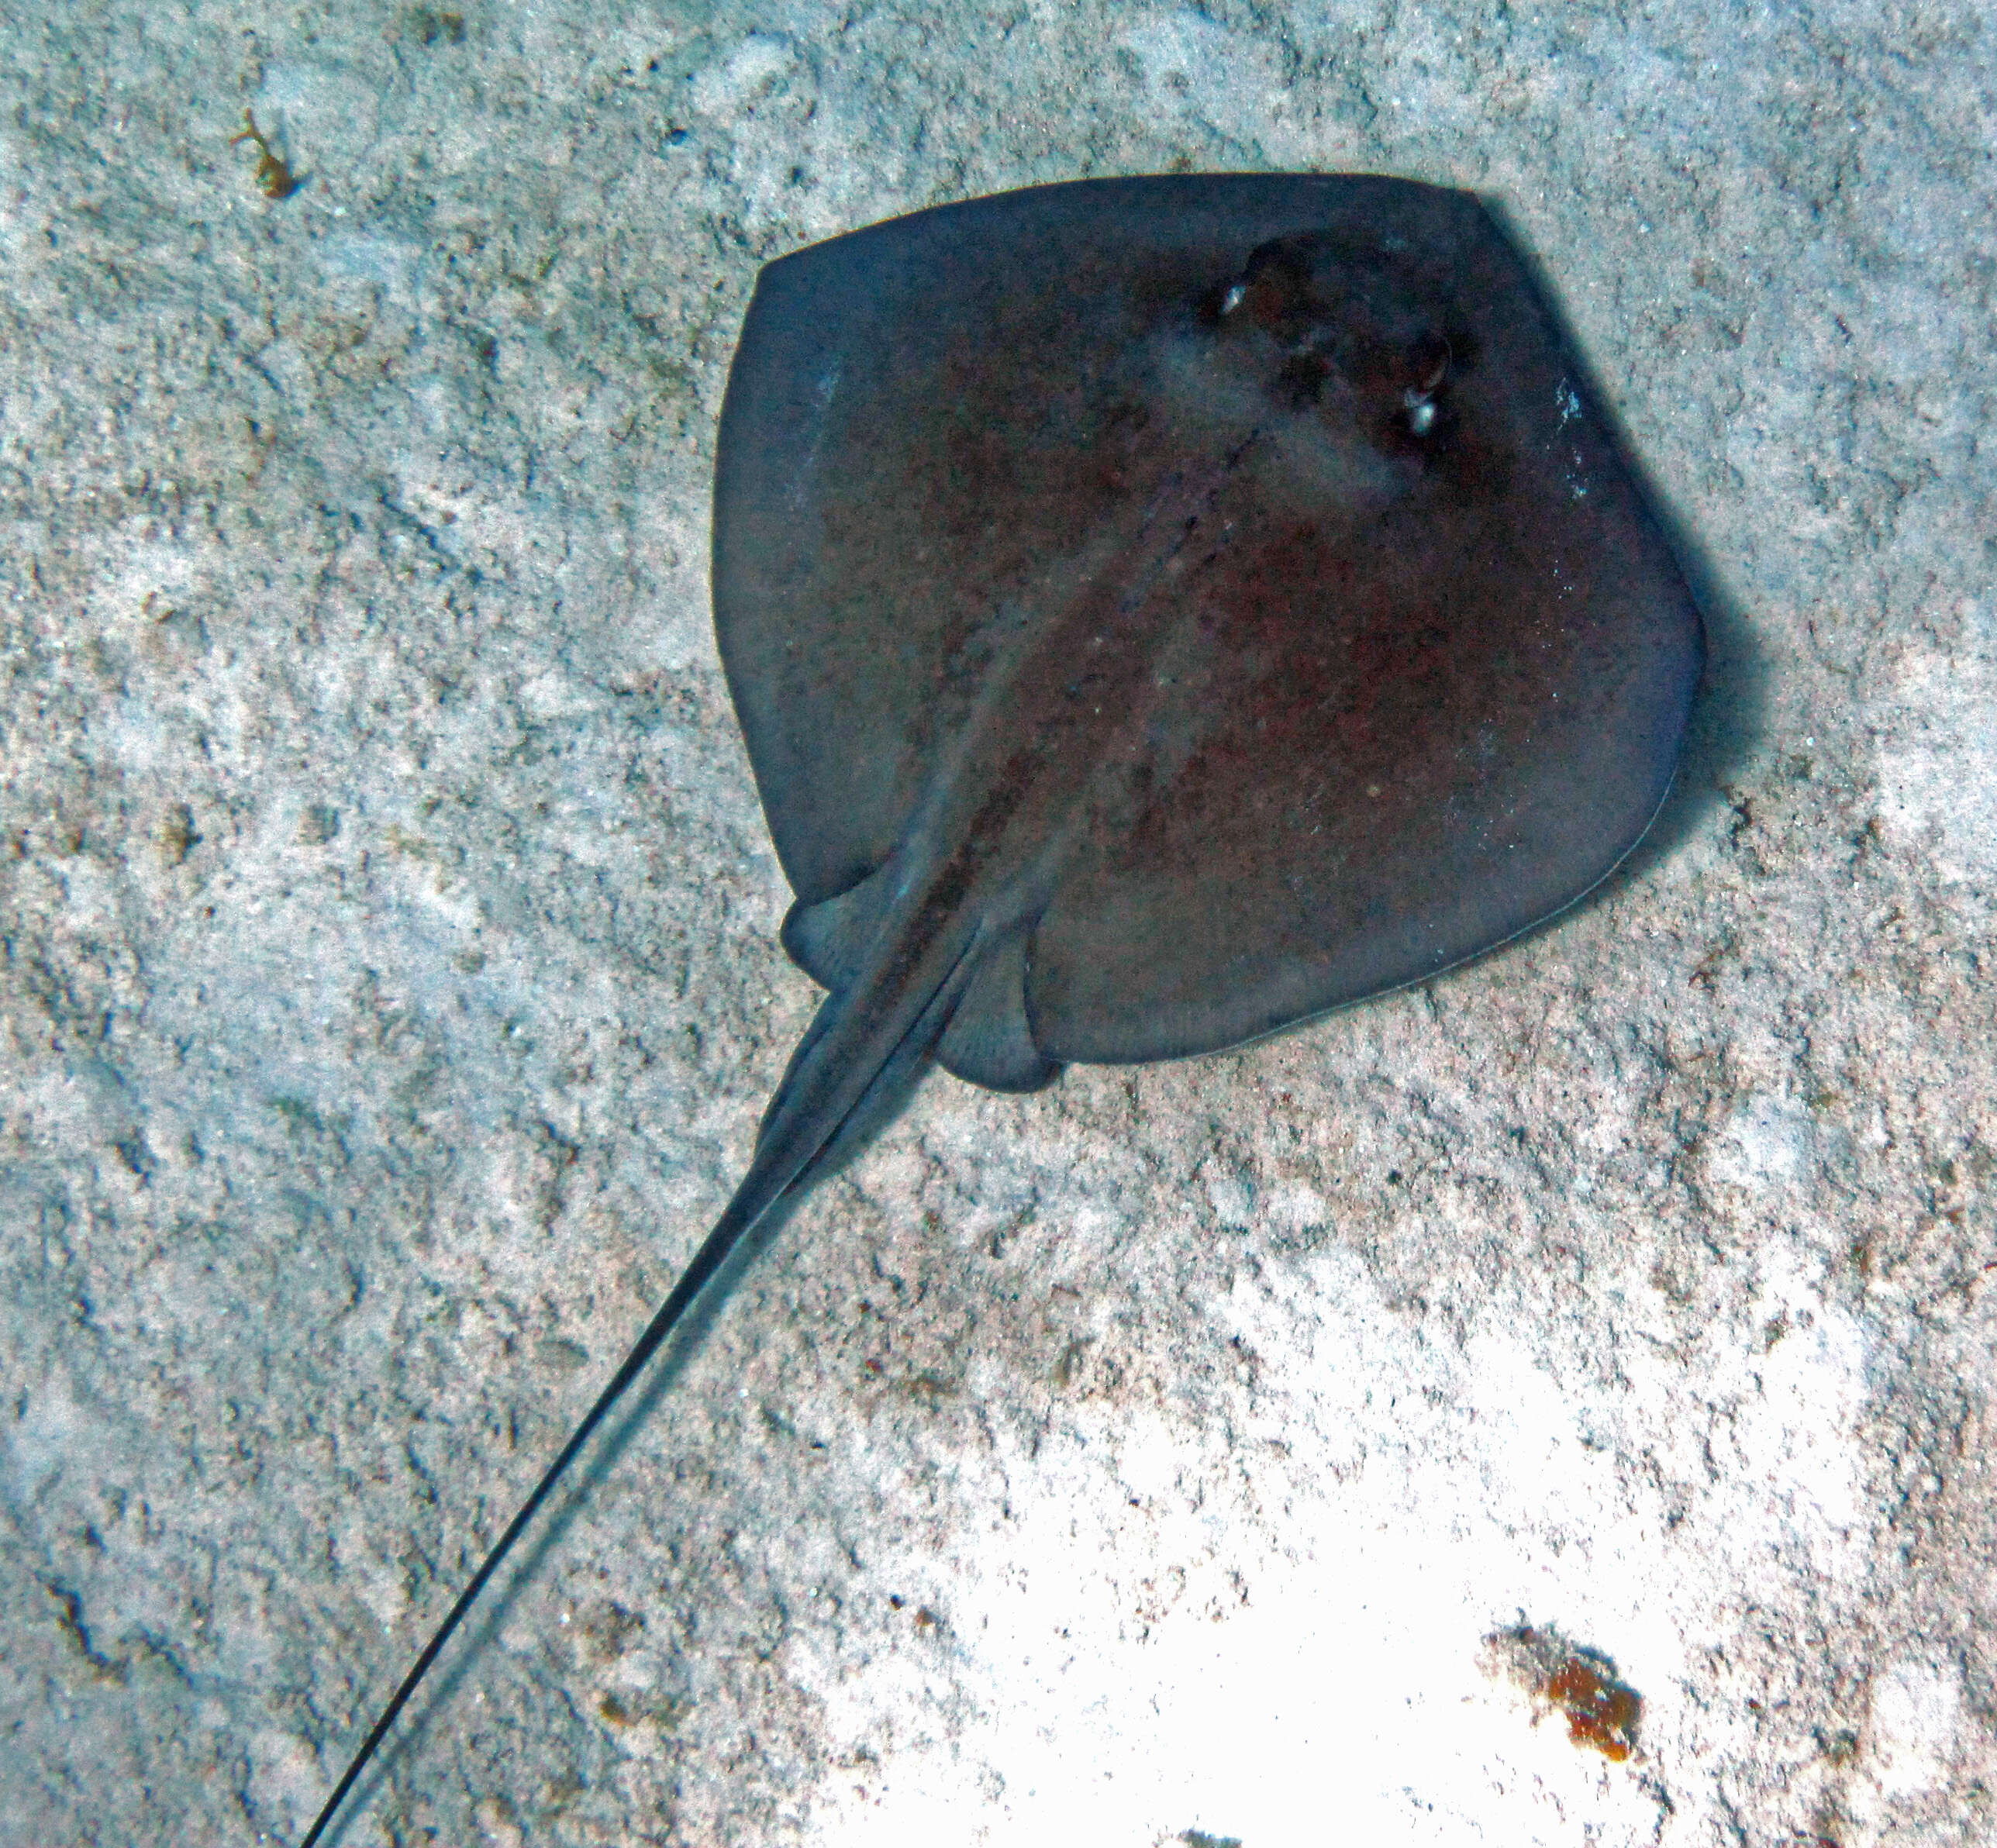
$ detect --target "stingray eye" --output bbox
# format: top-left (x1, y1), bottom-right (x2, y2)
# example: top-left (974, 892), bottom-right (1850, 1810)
top-left (1215, 240), bottom-right (1317, 334)
top-left (1399, 335), bottom-right (1453, 437)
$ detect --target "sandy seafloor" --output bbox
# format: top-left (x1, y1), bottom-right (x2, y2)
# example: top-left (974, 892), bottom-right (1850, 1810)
top-left (3, 4), bottom-right (1995, 1845)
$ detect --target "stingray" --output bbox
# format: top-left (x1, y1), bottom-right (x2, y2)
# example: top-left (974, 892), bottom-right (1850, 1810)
top-left (297, 173), bottom-right (1700, 1844)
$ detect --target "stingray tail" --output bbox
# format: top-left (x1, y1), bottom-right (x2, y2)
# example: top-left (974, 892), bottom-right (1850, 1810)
top-left (753, 933), bottom-right (981, 1191)
top-left (295, 947), bottom-right (978, 1848)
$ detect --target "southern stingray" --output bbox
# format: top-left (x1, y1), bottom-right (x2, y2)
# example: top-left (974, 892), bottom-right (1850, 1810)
top-left (298, 172), bottom-right (1702, 1843)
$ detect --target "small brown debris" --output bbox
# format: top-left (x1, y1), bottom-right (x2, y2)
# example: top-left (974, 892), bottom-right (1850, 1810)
top-left (155, 802), bottom-right (198, 866)
top-left (230, 109), bottom-right (298, 199)
top-left (404, 5), bottom-right (467, 44)
top-left (1484, 1622), bottom-right (1643, 1763)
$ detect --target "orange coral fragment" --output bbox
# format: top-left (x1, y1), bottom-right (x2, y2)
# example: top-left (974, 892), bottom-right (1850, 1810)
top-left (1542, 1656), bottom-right (1640, 1761)
top-left (1483, 1622), bottom-right (1643, 1764)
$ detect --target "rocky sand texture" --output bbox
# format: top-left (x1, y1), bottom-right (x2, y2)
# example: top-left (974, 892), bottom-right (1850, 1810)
top-left (2, 5), bottom-right (1994, 1845)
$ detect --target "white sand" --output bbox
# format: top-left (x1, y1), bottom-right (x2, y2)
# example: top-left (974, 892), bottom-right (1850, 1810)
top-left (2, 5), bottom-right (1993, 1844)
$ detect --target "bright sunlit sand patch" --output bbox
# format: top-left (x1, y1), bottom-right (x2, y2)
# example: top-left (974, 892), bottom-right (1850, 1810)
top-left (802, 1239), bottom-right (1870, 1846)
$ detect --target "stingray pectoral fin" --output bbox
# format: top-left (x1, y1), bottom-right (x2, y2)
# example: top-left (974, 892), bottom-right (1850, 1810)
top-left (780, 860), bottom-right (899, 992)
top-left (936, 922), bottom-right (1060, 1092)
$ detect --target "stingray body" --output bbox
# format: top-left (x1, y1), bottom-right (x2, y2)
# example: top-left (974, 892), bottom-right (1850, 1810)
top-left (298, 174), bottom-right (1700, 1845)
top-left (715, 173), bottom-right (1698, 1227)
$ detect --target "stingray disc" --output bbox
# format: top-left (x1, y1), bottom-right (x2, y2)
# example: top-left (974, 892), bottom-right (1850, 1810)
top-left (713, 174), bottom-right (1702, 1065)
